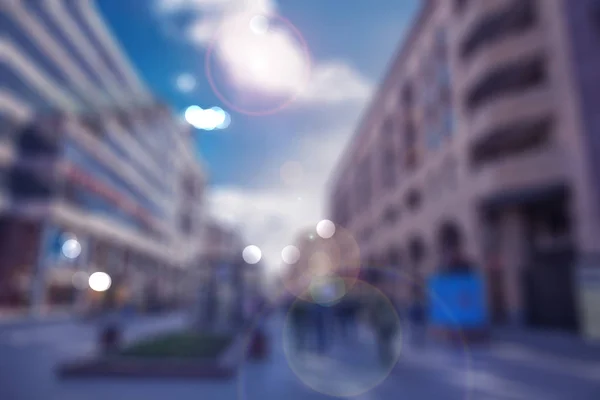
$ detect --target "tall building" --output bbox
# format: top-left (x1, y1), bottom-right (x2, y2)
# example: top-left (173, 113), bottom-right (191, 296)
top-left (327, 0), bottom-right (600, 331)
top-left (0, 0), bottom-right (206, 314)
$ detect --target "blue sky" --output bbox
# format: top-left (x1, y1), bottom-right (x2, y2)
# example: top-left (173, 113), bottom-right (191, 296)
top-left (97, 0), bottom-right (420, 266)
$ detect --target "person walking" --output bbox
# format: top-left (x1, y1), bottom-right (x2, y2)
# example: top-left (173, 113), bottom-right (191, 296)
top-left (289, 299), bottom-right (310, 352)
top-left (408, 288), bottom-right (427, 347)
top-left (369, 295), bottom-right (400, 367)
top-left (312, 302), bottom-right (330, 354)
top-left (336, 297), bottom-right (359, 339)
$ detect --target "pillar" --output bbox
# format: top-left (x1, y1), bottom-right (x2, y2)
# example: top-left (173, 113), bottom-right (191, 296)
top-left (499, 209), bottom-right (527, 325)
top-left (30, 221), bottom-right (54, 316)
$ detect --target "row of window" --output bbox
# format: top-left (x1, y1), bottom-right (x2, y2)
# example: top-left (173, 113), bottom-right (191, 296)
top-left (63, 180), bottom-right (164, 241)
top-left (81, 114), bottom-right (175, 196)
top-left (64, 140), bottom-right (165, 218)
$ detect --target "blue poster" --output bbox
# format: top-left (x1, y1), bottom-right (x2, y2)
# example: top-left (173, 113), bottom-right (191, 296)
top-left (428, 273), bottom-right (488, 329)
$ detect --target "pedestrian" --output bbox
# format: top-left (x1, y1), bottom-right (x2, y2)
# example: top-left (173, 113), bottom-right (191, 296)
top-left (312, 302), bottom-right (329, 354)
top-left (289, 299), bottom-right (310, 352)
top-left (337, 297), bottom-right (358, 339)
top-left (369, 295), bottom-right (400, 366)
top-left (408, 288), bottom-right (427, 347)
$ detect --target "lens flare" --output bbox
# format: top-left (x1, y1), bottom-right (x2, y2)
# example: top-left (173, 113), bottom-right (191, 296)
top-left (282, 279), bottom-right (403, 397)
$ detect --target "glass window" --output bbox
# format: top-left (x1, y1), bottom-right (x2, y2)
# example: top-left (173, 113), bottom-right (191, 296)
top-left (64, 140), bottom-right (164, 217)
top-left (9, 168), bottom-right (53, 199)
top-left (455, 0), bottom-right (468, 13)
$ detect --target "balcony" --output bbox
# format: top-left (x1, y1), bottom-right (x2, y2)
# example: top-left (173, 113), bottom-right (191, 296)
top-left (470, 115), bottom-right (554, 168)
top-left (459, 0), bottom-right (538, 61)
top-left (469, 85), bottom-right (554, 145)
top-left (473, 142), bottom-right (569, 201)
top-left (465, 54), bottom-right (547, 114)
top-left (455, 0), bottom-right (510, 38)
top-left (462, 27), bottom-right (546, 94)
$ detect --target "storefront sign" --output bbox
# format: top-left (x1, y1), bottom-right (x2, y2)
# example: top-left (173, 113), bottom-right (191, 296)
top-left (428, 273), bottom-right (488, 329)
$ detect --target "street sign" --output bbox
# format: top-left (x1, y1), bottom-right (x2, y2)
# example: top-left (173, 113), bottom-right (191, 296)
top-left (428, 273), bottom-right (488, 329)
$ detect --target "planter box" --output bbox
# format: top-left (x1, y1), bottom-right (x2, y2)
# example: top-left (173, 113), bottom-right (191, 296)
top-left (57, 330), bottom-right (249, 380)
top-left (57, 358), bottom-right (234, 380)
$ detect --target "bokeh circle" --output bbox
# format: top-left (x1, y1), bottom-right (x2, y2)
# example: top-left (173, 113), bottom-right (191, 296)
top-left (231, 266), bottom-right (475, 400)
top-left (279, 226), bottom-right (362, 303)
top-left (204, 13), bottom-right (312, 116)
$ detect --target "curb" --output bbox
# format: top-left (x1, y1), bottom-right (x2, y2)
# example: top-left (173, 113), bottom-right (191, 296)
top-left (57, 358), bottom-right (235, 380)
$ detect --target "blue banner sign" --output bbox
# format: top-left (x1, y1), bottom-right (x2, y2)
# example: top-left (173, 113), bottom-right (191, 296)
top-left (428, 273), bottom-right (488, 329)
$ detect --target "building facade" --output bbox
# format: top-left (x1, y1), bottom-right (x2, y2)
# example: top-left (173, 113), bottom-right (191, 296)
top-left (0, 0), bottom-right (206, 314)
top-left (198, 220), bottom-right (261, 327)
top-left (327, 0), bottom-right (600, 331)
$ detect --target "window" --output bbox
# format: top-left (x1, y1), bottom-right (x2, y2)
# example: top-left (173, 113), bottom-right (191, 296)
top-left (18, 126), bottom-right (60, 156)
top-left (466, 56), bottom-right (546, 111)
top-left (443, 109), bottom-right (456, 138)
top-left (406, 189), bottom-right (422, 211)
top-left (382, 206), bottom-right (399, 225)
top-left (0, 115), bottom-right (15, 140)
top-left (382, 118), bottom-right (394, 135)
top-left (435, 27), bottom-right (448, 60)
top-left (382, 149), bottom-right (397, 188)
top-left (180, 213), bottom-right (193, 234)
top-left (444, 157), bottom-right (459, 190)
top-left (356, 156), bottom-right (372, 211)
top-left (460, 0), bottom-right (536, 59)
top-left (9, 168), bottom-right (53, 199)
top-left (455, 0), bottom-right (468, 13)
top-left (405, 121), bottom-right (416, 147)
top-left (402, 82), bottom-right (413, 106)
top-left (387, 248), bottom-right (402, 266)
top-left (80, 115), bottom-right (106, 139)
top-left (594, 0), bottom-right (600, 32)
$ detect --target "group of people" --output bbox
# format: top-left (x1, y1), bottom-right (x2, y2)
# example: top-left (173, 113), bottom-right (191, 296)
top-left (286, 295), bottom-right (408, 366)
top-left (287, 297), bottom-right (359, 354)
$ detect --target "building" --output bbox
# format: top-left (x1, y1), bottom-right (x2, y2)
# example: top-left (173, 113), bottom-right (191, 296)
top-left (198, 220), bottom-right (262, 327)
top-left (327, 0), bottom-right (600, 331)
top-left (0, 0), bottom-right (206, 314)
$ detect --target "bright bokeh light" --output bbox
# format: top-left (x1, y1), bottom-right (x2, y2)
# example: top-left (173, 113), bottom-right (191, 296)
top-left (88, 272), bottom-right (112, 292)
top-left (242, 245), bottom-right (262, 264)
top-left (176, 73), bottom-right (196, 93)
top-left (71, 271), bottom-right (89, 290)
top-left (184, 105), bottom-right (231, 131)
top-left (249, 15), bottom-right (269, 35)
top-left (281, 245), bottom-right (300, 264)
top-left (61, 238), bottom-right (81, 259)
top-left (316, 219), bottom-right (336, 239)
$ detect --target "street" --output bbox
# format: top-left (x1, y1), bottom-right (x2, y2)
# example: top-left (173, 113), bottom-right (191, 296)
top-left (0, 312), bottom-right (598, 400)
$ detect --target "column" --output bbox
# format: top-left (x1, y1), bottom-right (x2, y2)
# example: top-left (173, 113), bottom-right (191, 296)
top-left (499, 209), bottom-right (527, 326)
top-left (74, 234), bottom-right (92, 313)
top-left (30, 222), bottom-right (54, 316)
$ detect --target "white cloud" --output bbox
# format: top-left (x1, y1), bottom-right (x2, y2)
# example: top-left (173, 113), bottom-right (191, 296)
top-left (155, 0), bottom-right (375, 283)
top-left (156, 0), bottom-right (373, 104)
top-left (207, 122), bottom-right (356, 277)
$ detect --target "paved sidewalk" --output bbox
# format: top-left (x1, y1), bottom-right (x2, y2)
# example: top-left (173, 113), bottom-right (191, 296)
top-left (492, 327), bottom-right (600, 362)
top-left (0, 310), bottom-right (75, 329)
